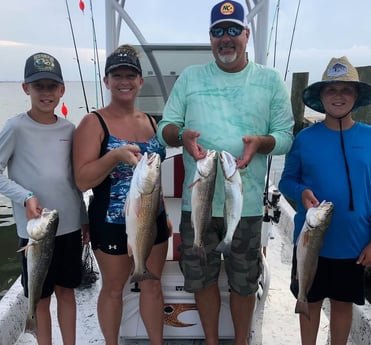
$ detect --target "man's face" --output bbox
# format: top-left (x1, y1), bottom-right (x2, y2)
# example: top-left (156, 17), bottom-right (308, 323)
top-left (209, 21), bottom-right (250, 72)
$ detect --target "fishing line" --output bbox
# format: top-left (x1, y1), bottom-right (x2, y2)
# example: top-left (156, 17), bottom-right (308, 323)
top-left (89, 0), bottom-right (105, 108)
top-left (64, 0), bottom-right (90, 113)
top-left (284, 0), bottom-right (302, 81)
top-left (266, 0), bottom-right (279, 61)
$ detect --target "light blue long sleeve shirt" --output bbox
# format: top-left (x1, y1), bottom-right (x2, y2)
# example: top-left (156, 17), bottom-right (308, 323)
top-left (157, 61), bottom-right (294, 217)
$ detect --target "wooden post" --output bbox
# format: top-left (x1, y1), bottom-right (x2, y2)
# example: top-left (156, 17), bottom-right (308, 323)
top-left (354, 66), bottom-right (371, 124)
top-left (290, 72), bottom-right (309, 136)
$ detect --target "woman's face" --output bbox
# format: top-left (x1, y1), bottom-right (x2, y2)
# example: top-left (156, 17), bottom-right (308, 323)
top-left (104, 68), bottom-right (143, 101)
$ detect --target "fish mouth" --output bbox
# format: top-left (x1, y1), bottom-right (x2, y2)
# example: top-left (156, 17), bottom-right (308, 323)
top-left (147, 152), bottom-right (159, 165)
top-left (219, 150), bottom-right (237, 179)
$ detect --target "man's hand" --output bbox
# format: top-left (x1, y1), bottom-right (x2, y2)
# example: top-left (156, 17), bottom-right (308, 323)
top-left (182, 129), bottom-right (207, 161)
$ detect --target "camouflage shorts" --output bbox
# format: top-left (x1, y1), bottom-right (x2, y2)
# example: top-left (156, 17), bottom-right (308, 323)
top-left (178, 211), bottom-right (263, 296)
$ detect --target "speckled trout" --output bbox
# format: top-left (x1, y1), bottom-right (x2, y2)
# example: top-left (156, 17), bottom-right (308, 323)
top-left (125, 152), bottom-right (161, 283)
top-left (216, 151), bottom-right (243, 255)
top-left (24, 208), bottom-right (59, 337)
top-left (189, 149), bottom-right (218, 263)
top-left (295, 200), bottom-right (334, 320)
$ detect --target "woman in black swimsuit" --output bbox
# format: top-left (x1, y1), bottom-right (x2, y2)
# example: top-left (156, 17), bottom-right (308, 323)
top-left (73, 44), bottom-right (169, 345)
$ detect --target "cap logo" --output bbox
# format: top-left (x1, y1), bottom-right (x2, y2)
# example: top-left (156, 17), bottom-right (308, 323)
top-left (220, 2), bottom-right (235, 16)
top-left (33, 54), bottom-right (56, 73)
top-left (327, 62), bottom-right (348, 78)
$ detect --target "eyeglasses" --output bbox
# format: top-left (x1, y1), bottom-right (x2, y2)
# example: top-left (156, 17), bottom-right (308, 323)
top-left (210, 26), bottom-right (245, 38)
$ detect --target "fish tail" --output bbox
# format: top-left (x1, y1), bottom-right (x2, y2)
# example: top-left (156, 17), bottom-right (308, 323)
top-left (130, 270), bottom-right (160, 283)
top-left (192, 244), bottom-right (207, 266)
top-left (24, 314), bottom-right (37, 337)
top-left (215, 240), bottom-right (231, 255)
top-left (295, 300), bottom-right (310, 320)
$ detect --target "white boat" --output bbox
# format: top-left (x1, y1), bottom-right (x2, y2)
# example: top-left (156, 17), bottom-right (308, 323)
top-left (0, 1), bottom-right (370, 344)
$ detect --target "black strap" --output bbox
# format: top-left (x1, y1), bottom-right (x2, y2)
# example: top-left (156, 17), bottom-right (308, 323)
top-left (92, 111), bottom-right (109, 156)
top-left (339, 120), bottom-right (354, 211)
top-left (145, 113), bottom-right (157, 134)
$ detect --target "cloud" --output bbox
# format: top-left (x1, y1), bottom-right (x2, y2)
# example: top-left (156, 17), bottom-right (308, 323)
top-left (0, 40), bottom-right (26, 47)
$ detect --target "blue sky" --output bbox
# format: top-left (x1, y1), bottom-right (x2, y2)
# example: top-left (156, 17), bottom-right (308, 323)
top-left (1, 0), bottom-right (371, 84)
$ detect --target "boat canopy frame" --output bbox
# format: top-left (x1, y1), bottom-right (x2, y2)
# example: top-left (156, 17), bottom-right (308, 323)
top-left (104, 0), bottom-right (269, 103)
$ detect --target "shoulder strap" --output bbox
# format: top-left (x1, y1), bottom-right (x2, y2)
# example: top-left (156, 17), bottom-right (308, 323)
top-left (92, 111), bottom-right (109, 156)
top-left (145, 113), bottom-right (157, 134)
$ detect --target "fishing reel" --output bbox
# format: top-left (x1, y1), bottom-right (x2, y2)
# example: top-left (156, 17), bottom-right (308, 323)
top-left (263, 189), bottom-right (282, 224)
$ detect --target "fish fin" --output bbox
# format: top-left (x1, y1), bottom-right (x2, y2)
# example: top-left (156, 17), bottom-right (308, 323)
top-left (215, 241), bottom-right (231, 255)
top-left (24, 313), bottom-right (38, 337)
top-left (130, 270), bottom-right (159, 283)
top-left (295, 300), bottom-right (310, 320)
top-left (16, 242), bottom-right (33, 254)
top-left (188, 178), bottom-right (201, 189)
top-left (16, 245), bottom-right (28, 253)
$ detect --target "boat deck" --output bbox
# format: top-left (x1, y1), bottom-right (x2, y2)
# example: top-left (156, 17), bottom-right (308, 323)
top-left (8, 220), bottom-right (339, 345)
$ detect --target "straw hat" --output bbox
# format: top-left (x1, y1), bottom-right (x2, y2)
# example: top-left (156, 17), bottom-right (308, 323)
top-left (302, 56), bottom-right (371, 113)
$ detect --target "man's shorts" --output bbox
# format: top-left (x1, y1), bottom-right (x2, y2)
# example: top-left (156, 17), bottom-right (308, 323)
top-left (20, 229), bottom-right (82, 299)
top-left (290, 247), bottom-right (365, 305)
top-left (178, 211), bottom-right (262, 296)
top-left (89, 210), bottom-right (169, 255)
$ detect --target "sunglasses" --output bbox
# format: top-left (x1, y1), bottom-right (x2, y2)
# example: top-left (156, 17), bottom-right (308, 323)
top-left (210, 26), bottom-right (245, 38)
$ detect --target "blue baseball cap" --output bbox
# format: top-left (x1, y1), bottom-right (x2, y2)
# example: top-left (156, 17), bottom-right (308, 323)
top-left (210, 1), bottom-right (247, 28)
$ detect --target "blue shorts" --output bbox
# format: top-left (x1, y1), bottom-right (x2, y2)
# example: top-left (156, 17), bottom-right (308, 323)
top-left (290, 247), bottom-right (365, 305)
top-left (89, 210), bottom-right (169, 255)
top-left (20, 229), bottom-right (82, 298)
top-left (178, 211), bottom-right (263, 296)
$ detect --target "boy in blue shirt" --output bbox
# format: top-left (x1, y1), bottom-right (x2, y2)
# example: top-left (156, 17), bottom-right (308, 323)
top-left (279, 56), bottom-right (371, 345)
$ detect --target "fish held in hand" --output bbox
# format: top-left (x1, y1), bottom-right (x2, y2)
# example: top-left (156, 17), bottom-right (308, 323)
top-left (295, 200), bottom-right (334, 320)
top-left (125, 152), bottom-right (161, 283)
top-left (216, 151), bottom-right (243, 255)
top-left (189, 149), bottom-right (218, 263)
top-left (24, 208), bottom-right (59, 337)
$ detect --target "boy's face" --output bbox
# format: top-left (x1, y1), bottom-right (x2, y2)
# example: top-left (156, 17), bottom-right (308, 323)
top-left (320, 82), bottom-right (358, 118)
top-left (22, 79), bottom-right (65, 113)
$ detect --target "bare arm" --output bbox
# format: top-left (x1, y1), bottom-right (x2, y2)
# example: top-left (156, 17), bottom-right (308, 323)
top-left (73, 113), bottom-right (141, 192)
top-left (162, 123), bottom-right (183, 147)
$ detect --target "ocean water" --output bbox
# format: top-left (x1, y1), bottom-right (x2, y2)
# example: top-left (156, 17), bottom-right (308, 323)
top-left (0, 81), bottom-right (103, 128)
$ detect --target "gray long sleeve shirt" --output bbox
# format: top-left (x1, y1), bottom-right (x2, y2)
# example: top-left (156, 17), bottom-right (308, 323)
top-left (0, 112), bottom-right (87, 239)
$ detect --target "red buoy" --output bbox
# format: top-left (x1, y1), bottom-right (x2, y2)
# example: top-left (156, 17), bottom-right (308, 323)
top-left (79, 0), bottom-right (85, 12)
top-left (61, 102), bottom-right (68, 117)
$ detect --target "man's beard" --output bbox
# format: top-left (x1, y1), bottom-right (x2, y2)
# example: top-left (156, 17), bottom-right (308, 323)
top-left (217, 52), bottom-right (237, 64)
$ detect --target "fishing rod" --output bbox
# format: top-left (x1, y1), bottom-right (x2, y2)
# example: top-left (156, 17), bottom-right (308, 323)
top-left (264, 0), bottom-right (279, 216)
top-left (273, 0), bottom-right (280, 69)
top-left (284, 0), bottom-right (302, 81)
top-left (262, 0), bottom-right (283, 255)
top-left (65, 0), bottom-right (90, 113)
top-left (88, 0), bottom-right (105, 108)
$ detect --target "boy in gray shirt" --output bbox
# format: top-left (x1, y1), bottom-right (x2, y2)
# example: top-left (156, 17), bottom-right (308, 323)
top-left (0, 52), bottom-right (88, 344)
